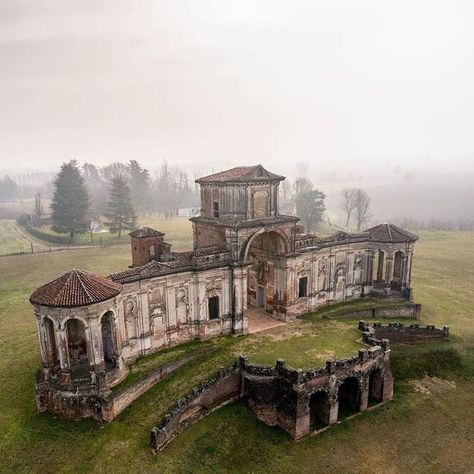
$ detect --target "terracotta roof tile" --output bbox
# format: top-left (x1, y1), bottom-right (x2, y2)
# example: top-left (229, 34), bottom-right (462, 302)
top-left (365, 223), bottom-right (418, 243)
top-left (129, 227), bottom-right (164, 238)
top-left (196, 165), bottom-right (284, 183)
top-left (30, 270), bottom-right (122, 308)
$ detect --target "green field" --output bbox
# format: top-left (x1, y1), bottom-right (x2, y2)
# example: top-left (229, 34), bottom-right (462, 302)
top-left (0, 231), bottom-right (473, 472)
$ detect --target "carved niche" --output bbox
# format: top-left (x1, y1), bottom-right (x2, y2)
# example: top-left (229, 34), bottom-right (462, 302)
top-left (175, 287), bottom-right (188, 325)
top-left (124, 297), bottom-right (138, 339)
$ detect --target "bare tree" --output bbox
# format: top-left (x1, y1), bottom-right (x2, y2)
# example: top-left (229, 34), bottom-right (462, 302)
top-left (354, 189), bottom-right (371, 231)
top-left (339, 187), bottom-right (357, 227)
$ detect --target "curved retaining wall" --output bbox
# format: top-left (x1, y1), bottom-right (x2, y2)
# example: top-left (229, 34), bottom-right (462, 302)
top-left (151, 344), bottom-right (394, 451)
top-left (150, 365), bottom-right (242, 451)
top-left (359, 321), bottom-right (449, 346)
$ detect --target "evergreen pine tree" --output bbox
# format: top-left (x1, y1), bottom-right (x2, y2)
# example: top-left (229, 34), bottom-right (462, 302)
top-left (50, 160), bottom-right (90, 239)
top-left (128, 160), bottom-right (151, 212)
top-left (105, 175), bottom-right (137, 237)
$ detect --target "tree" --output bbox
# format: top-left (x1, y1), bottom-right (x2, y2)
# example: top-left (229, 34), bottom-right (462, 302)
top-left (105, 175), bottom-right (137, 238)
top-left (294, 178), bottom-right (326, 231)
top-left (33, 192), bottom-right (43, 227)
top-left (339, 188), bottom-right (358, 227)
top-left (83, 163), bottom-right (107, 215)
top-left (354, 189), bottom-right (371, 231)
top-left (0, 175), bottom-right (18, 201)
top-left (128, 160), bottom-right (151, 212)
top-left (50, 161), bottom-right (90, 239)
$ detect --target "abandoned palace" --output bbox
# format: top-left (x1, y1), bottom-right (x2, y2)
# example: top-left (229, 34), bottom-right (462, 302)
top-left (30, 165), bottom-right (418, 419)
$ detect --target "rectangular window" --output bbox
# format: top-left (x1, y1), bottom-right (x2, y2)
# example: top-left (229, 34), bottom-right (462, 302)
top-left (208, 296), bottom-right (219, 319)
top-left (212, 201), bottom-right (220, 218)
top-left (299, 276), bottom-right (308, 298)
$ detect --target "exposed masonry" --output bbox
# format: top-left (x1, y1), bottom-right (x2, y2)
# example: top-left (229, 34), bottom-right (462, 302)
top-left (359, 321), bottom-right (449, 346)
top-left (30, 165), bottom-right (419, 420)
top-left (150, 339), bottom-right (393, 451)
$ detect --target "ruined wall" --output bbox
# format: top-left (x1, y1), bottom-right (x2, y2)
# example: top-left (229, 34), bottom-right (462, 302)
top-left (101, 349), bottom-right (209, 422)
top-left (360, 321), bottom-right (449, 346)
top-left (150, 340), bottom-right (394, 451)
top-left (327, 303), bottom-right (422, 320)
top-left (150, 366), bottom-right (242, 451)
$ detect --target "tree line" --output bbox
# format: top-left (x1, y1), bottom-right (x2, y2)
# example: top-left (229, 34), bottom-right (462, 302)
top-left (26, 159), bottom-right (199, 239)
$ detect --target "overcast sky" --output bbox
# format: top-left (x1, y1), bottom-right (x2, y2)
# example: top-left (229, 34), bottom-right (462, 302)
top-left (1, 0), bottom-right (473, 176)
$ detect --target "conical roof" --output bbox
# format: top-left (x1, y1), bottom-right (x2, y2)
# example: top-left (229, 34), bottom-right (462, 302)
top-left (30, 269), bottom-right (122, 308)
top-left (365, 223), bottom-right (418, 243)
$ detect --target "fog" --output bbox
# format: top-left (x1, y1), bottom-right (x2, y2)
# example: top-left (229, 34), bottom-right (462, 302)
top-left (1, 1), bottom-right (473, 222)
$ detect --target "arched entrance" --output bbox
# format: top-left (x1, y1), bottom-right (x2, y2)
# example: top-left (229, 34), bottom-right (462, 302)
top-left (101, 311), bottom-right (117, 369)
top-left (337, 377), bottom-right (361, 420)
top-left (368, 368), bottom-right (384, 405)
top-left (309, 390), bottom-right (331, 428)
top-left (44, 317), bottom-right (59, 369)
top-left (245, 230), bottom-right (289, 314)
top-left (66, 318), bottom-right (89, 375)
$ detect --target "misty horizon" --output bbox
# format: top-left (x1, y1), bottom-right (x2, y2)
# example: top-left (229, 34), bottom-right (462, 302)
top-left (1, 1), bottom-right (474, 176)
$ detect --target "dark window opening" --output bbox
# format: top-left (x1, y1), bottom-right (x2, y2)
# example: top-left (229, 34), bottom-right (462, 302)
top-left (208, 296), bottom-right (219, 319)
top-left (299, 276), bottom-right (308, 298)
top-left (212, 201), bottom-right (220, 218)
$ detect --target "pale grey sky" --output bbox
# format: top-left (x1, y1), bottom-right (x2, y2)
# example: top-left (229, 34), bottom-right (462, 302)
top-left (1, 0), bottom-right (473, 175)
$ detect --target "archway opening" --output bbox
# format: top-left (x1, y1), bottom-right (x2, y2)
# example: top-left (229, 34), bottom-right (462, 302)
top-left (245, 231), bottom-right (288, 314)
top-left (309, 390), bottom-right (330, 429)
top-left (66, 318), bottom-right (89, 377)
top-left (368, 368), bottom-right (384, 405)
top-left (337, 377), bottom-right (360, 420)
top-left (44, 317), bottom-right (59, 369)
top-left (101, 311), bottom-right (116, 370)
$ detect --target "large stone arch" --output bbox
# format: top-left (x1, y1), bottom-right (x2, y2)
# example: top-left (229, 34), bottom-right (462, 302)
top-left (242, 228), bottom-right (290, 262)
top-left (243, 229), bottom-right (290, 314)
top-left (337, 375), bottom-right (362, 419)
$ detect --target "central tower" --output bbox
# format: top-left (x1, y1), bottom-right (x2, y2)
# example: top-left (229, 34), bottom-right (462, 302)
top-left (191, 165), bottom-right (298, 263)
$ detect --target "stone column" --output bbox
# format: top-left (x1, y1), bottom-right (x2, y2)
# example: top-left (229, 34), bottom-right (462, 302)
top-left (36, 318), bottom-right (49, 369)
top-left (384, 257), bottom-right (393, 291)
top-left (88, 318), bottom-right (104, 370)
top-left (359, 375), bottom-right (369, 411)
top-left (57, 326), bottom-right (71, 384)
top-left (328, 392), bottom-right (339, 425)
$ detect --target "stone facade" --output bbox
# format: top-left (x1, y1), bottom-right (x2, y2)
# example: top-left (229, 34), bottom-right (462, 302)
top-left (30, 165), bottom-right (418, 419)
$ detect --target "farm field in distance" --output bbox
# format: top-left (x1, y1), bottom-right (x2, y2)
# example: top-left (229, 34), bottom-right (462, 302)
top-left (0, 230), bottom-right (473, 472)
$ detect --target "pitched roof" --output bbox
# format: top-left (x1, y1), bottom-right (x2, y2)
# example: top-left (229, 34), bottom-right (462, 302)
top-left (129, 227), bottom-right (164, 238)
top-left (365, 223), bottom-right (419, 243)
top-left (196, 165), bottom-right (285, 184)
top-left (110, 247), bottom-right (231, 284)
top-left (30, 270), bottom-right (122, 308)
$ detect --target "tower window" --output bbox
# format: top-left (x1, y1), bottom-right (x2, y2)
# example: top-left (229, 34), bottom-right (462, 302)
top-left (212, 201), bottom-right (220, 218)
top-left (299, 276), bottom-right (308, 298)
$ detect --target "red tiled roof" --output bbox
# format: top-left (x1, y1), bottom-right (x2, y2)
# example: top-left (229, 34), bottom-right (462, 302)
top-left (30, 270), bottom-right (122, 308)
top-left (196, 165), bottom-right (285, 184)
top-left (365, 223), bottom-right (418, 243)
top-left (129, 227), bottom-right (164, 238)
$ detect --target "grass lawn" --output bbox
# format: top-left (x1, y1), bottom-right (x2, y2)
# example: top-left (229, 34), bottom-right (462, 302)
top-left (32, 214), bottom-right (193, 250)
top-left (0, 220), bottom-right (34, 255)
top-left (0, 231), bottom-right (473, 472)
